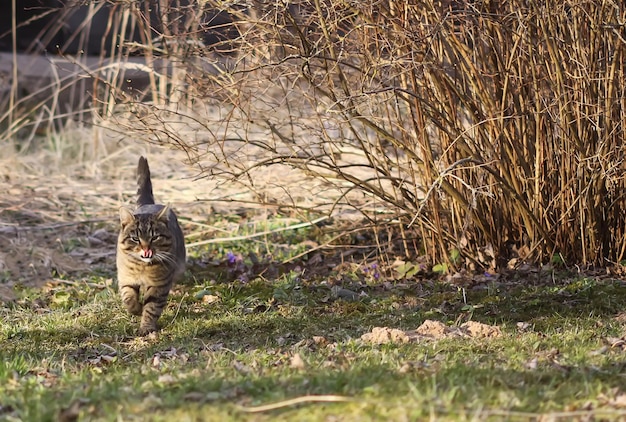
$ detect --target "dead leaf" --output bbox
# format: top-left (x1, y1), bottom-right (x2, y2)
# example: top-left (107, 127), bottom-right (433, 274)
top-left (290, 353), bottom-right (306, 369)
top-left (87, 354), bottom-right (117, 366)
top-left (312, 336), bottom-right (328, 346)
top-left (202, 294), bottom-right (220, 304)
top-left (609, 393), bottom-right (626, 408)
top-left (390, 257), bottom-right (406, 268)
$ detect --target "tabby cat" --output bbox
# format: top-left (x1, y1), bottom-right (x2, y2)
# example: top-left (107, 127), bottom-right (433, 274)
top-left (116, 156), bottom-right (186, 336)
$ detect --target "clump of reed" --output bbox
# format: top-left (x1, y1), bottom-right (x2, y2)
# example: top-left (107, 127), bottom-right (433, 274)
top-left (5, 0), bottom-right (625, 269)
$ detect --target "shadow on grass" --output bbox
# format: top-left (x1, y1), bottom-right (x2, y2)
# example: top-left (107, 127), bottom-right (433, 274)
top-left (4, 275), bottom-right (626, 358)
top-left (4, 328), bottom-right (626, 419)
top-left (458, 276), bottom-right (626, 328)
top-left (3, 273), bottom-right (626, 420)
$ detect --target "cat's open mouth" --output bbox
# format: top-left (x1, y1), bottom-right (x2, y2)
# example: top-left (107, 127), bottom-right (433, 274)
top-left (140, 249), bottom-right (154, 263)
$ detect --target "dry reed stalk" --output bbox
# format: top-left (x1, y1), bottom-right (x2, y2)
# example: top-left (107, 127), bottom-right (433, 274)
top-left (181, 0), bottom-right (624, 268)
top-left (4, 0), bottom-right (625, 269)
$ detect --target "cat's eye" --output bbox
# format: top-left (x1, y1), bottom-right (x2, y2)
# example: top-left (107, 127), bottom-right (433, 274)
top-left (152, 235), bottom-right (162, 241)
top-left (129, 235), bottom-right (140, 243)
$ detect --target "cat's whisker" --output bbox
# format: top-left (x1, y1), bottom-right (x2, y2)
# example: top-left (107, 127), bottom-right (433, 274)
top-left (155, 252), bottom-right (177, 265)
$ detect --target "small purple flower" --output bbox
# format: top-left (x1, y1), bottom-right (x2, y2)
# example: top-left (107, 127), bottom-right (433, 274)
top-left (226, 251), bottom-right (237, 264)
top-left (362, 262), bottom-right (381, 280)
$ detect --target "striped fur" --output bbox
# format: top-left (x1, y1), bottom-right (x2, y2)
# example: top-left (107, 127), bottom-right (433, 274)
top-left (116, 157), bottom-right (186, 336)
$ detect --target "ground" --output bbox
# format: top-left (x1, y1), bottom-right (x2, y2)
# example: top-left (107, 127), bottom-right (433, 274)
top-left (3, 132), bottom-right (626, 420)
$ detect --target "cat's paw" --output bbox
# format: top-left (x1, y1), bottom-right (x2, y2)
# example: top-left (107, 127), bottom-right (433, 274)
top-left (138, 324), bottom-right (158, 336)
top-left (122, 297), bottom-right (143, 316)
top-left (126, 303), bottom-right (143, 316)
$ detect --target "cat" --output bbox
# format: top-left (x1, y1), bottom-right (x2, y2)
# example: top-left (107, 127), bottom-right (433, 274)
top-left (116, 156), bottom-right (186, 336)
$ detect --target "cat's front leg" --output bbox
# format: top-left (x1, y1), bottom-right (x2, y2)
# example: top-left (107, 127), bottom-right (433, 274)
top-left (120, 284), bottom-right (142, 316)
top-left (138, 285), bottom-right (170, 335)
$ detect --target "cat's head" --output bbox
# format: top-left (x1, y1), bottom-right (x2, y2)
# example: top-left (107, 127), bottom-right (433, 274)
top-left (118, 206), bottom-right (174, 264)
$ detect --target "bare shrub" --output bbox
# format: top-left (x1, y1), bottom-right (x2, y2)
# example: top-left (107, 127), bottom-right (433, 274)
top-left (6, 0), bottom-right (626, 269)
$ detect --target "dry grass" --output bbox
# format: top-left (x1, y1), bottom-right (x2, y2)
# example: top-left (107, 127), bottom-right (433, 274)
top-left (0, 118), bottom-right (341, 292)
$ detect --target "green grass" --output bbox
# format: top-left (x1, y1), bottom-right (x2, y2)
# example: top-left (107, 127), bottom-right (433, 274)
top-left (3, 264), bottom-right (626, 420)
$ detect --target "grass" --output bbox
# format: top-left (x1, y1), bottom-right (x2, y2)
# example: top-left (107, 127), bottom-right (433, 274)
top-left (2, 238), bottom-right (626, 421)
top-left (0, 172), bottom-right (624, 421)
top-left (2, 1), bottom-right (626, 419)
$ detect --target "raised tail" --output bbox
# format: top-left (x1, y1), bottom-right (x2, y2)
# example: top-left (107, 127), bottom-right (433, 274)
top-left (136, 156), bottom-right (155, 206)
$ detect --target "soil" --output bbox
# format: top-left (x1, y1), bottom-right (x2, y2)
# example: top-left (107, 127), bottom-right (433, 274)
top-left (361, 320), bottom-right (502, 345)
top-left (0, 120), bottom-right (378, 301)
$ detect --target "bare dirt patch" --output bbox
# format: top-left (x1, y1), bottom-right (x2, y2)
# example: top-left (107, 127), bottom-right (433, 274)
top-left (0, 120), bottom-right (379, 298)
top-left (0, 130), bottom-right (196, 295)
top-left (361, 320), bottom-right (502, 345)
top-left (0, 174), bottom-right (119, 297)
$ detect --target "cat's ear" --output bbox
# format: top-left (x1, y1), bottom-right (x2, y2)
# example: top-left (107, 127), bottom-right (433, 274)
top-left (156, 205), bottom-right (171, 222)
top-left (119, 207), bottom-right (135, 227)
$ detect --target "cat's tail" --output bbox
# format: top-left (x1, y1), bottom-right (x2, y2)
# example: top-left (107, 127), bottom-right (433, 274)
top-left (137, 156), bottom-right (155, 206)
